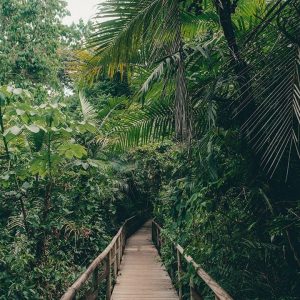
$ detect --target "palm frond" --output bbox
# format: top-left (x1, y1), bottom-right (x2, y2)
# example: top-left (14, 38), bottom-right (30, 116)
top-left (233, 0), bottom-right (266, 34)
top-left (67, 50), bottom-right (102, 85)
top-left (237, 1), bottom-right (300, 178)
top-left (88, 0), bottom-right (203, 77)
top-left (105, 98), bottom-right (174, 151)
top-left (243, 45), bottom-right (300, 178)
top-left (88, 0), bottom-right (164, 74)
top-left (244, 0), bottom-right (295, 45)
top-left (139, 54), bottom-right (180, 96)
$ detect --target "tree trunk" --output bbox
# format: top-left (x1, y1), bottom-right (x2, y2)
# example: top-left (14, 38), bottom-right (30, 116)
top-left (36, 132), bottom-right (52, 264)
top-left (175, 54), bottom-right (192, 142)
top-left (214, 0), bottom-right (255, 123)
top-left (173, 1), bottom-right (192, 143)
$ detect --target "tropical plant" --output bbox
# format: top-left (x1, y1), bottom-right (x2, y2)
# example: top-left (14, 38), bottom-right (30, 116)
top-left (86, 0), bottom-right (300, 177)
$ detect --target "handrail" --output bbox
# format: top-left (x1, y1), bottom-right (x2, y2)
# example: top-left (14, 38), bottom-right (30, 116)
top-left (61, 215), bottom-right (144, 300)
top-left (152, 220), bottom-right (233, 300)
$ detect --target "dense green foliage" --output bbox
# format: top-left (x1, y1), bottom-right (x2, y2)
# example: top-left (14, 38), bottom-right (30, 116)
top-left (153, 142), bottom-right (300, 299)
top-left (0, 0), bottom-right (300, 299)
top-left (0, 2), bottom-right (147, 299)
top-left (0, 0), bottom-right (67, 88)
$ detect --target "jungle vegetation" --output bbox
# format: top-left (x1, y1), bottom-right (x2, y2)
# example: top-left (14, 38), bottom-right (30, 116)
top-left (0, 0), bottom-right (299, 299)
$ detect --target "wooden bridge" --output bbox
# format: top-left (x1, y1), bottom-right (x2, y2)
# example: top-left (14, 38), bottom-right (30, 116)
top-left (61, 215), bottom-right (233, 300)
top-left (111, 220), bottom-right (178, 300)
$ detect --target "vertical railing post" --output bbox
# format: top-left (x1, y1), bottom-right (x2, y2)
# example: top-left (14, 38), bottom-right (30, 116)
top-left (116, 237), bottom-right (119, 270)
top-left (106, 251), bottom-right (112, 300)
top-left (123, 227), bottom-right (126, 252)
top-left (153, 221), bottom-right (157, 246)
top-left (190, 276), bottom-right (203, 300)
top-left (151, 221), bottom-right (154, 244)
top-left (153, 222), bottom-right (156, 246)
top-left (93, 266), bottom-right (99, 296)
top-left (190, 277), bottom-right (194, 300)
top-left (177, 248), bottom-right (183, 300)
top-left (120, 231), bottom-right (123, 255)
top-left (114, 242), bottom-right (118, 279)
top-left (118, 235), bottom-right (122, 267)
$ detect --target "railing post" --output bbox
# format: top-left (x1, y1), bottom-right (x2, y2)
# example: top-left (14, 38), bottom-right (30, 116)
top-left (190, 277), bottom-right (194, 300)
top-left (190, 277), bottom-right (203, 300)
top-left (177, 249), bottom-right (183, 300)
top-left (122, 229), bottom-right (126, 252)
top-left (152, 221), bottom-right (156, 246)
top-left (151, 221), bottom-right (154, 243)
top-left (106, 251), bottom-right (112, 300)
top-left (92, 266), bottom-right (99, 297)
top-left (153, 222), bottom-right (156, 246)
top-left (114, 242), bottom-right (118, 279)
top-left (118, 235), bottom-right (122, 267)
top-left (120, 231), bottom-right (122, 255)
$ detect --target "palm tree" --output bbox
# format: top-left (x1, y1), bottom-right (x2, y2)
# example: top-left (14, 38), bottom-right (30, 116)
top-left (82, 0), bottom-right (300, 177)
top-left (87, 0), bottom-right (195, 143)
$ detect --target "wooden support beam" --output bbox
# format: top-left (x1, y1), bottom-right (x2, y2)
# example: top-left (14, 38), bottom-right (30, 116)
top-left (118, 236), bottom-right (122, 267)
top-left (106, 252), bottom-right (112, 300)
top-left (92, 266), bottom-right (99, 295)
top-left (114, 243), bottom-right (118, 279)
top-left (177, 249), bottom-right (183, 300)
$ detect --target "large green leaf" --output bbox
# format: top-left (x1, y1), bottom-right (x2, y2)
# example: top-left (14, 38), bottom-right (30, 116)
top-left (58, 143), bottom-right (87, 159)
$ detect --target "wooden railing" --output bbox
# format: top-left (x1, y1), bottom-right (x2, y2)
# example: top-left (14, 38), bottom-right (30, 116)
top-left (61, 214), bottom-right (147, 300)
top-left (152, 220), bottom-right (233, 300)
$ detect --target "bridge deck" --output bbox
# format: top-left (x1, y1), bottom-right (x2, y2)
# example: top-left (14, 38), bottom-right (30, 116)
top-left (111, 220), bottom-right (178, 300)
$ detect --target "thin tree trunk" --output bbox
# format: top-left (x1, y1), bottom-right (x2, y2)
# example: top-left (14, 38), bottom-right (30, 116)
top-left (214, 0), bottom-right (255, 123)
top-left (0, 106), bottom-right (10, 158)
top-left (173, 1), bottom-right (192, 143)
top-left (14, 176), bottom-right (30, 235)
top-left (36, 132), bottom-right (52, 263)
top-left (175, 54), bottom-right (192, 142)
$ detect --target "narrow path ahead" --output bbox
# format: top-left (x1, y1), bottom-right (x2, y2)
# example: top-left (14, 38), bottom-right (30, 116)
top-left (111, 220), bottom-right (178, 300)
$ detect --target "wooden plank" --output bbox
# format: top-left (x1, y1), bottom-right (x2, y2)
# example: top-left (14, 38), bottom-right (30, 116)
top-left (111, 220), bottom-right (178, 300)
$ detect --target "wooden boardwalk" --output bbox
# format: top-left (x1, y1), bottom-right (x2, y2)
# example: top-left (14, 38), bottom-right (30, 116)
top-left (111, 220), bottom-right (178, 300)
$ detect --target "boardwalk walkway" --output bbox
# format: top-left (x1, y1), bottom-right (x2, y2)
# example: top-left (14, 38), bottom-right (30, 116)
top-left (111, 220), bottom-right (178, 300)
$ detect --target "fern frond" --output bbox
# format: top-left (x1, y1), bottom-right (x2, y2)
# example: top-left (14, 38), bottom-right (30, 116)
top-left (7, 215), bottom-right (24, 232)
top-left (79, 92), bottom-right (97, 123)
